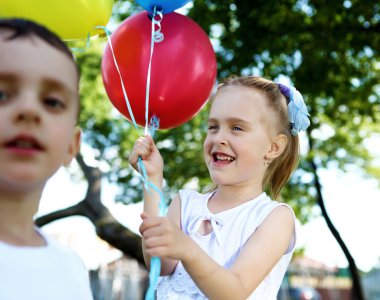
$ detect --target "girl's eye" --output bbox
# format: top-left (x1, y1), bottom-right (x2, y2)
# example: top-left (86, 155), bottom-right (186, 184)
top-left (232, 126), bottom-right (243, 131)
top-left (43, 97), bottom-right (66, 110)
top-left (208, 124), bottom-right (218, 131)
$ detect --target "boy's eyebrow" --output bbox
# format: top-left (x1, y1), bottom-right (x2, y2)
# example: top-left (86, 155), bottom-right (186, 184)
top-left (42, 78), bottom-right (77, 98)
top-left (0, 73), bottom-right (17, 82)
top-left (0, 73), bottom-right (76, 98)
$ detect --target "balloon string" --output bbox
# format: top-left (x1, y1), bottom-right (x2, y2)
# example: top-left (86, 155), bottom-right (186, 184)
top-left (137, 115), bottom-right (167, 300)
top-left (144, 7), bottom-right (164, 135)
top-left (94, 26), bottom-right (142, 134)
top-left (78, 23), bottom-right (168, 300)
top-left (144, 8), bottom-right (168, 300)
top-left (70, 31), bottom-right (91, 53)
top-left (70, 26), bottom-right (108, 53)
top-left (98, 24), bottom-right (166, 204)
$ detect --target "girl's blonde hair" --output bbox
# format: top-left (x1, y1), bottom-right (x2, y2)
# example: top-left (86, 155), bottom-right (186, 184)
top-left (218, 76), bottom-right (300, 200)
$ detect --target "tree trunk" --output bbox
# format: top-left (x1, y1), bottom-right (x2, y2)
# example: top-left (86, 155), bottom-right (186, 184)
top-left (35, 153), bottom-right (145, 265)
top-left (308, 148), bottom-right (364, 300)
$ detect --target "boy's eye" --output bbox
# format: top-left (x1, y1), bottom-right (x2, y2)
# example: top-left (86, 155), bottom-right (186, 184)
top-left (43, 97), bottom-right (66, 110)
top-left (0, 90), bottom-right (10, 102)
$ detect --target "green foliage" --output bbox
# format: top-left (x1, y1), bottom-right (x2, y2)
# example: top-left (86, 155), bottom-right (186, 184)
top-left (189, 0), bottom-right (380, 221)
top-left (70, 0), bottom-right (380, 224)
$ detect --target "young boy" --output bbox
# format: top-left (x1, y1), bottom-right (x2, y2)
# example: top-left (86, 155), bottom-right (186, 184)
top-left (0, 19), bottom-right (93, 299)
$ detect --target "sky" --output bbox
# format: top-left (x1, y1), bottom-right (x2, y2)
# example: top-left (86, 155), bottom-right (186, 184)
top-left (37, 144), bottom-right (380, 273)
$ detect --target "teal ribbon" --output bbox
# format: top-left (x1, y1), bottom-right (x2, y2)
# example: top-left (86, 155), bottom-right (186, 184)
top-left (143, 7), bottom-right (167, 300)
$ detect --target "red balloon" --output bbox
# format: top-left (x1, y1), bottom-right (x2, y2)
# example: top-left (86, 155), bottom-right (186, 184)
top-left (101, 12), bottom-right (217, 129)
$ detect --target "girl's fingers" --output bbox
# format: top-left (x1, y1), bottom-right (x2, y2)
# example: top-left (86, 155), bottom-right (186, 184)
top-left (145, 246), bottom-right (169, 257)
top-left (144, 235), bottom-right (165, 249)
top-left (128, 136), bottom-right (153, 166)
top-left (139, 216), bottom-right (163, 235)
top-left (143, 234), bottom-right (175, 258)
top-left (144, 232), bottom-right (182, 259)
top-left (142, 223), bottom-right (166, 239)
top-left (138, 213), bottom-right (149, 235)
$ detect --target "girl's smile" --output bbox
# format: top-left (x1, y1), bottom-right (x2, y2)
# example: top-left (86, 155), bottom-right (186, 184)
top-left (212, 151), bottom-right (235, 164)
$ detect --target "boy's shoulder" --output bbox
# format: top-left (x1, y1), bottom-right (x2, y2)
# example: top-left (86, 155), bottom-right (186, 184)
top-left (38, 230), bottom-right (84, 261)
top-left (0, 230), bottom-right (92, 300)
top-left (0, 229), bottom-right (88, 277)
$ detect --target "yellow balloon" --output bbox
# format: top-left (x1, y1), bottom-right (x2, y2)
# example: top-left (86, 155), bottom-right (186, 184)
top-left (0, 0), bottom-right (113, 40)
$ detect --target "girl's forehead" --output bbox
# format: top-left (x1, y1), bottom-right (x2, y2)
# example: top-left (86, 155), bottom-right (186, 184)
top-left (216, 85), bottom-right (266, 101)
top-left (212, 86), bottom-right (268, 111)
top-left (208, 87), bottom-right (270, 125)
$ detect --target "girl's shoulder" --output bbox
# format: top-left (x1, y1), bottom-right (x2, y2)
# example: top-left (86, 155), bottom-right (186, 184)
top-left (248, 195), bottom-right (295, 226)
top-left (178, 189), bottom-right (213, 206)
top-left (179, 188), bottom-right (211, 197)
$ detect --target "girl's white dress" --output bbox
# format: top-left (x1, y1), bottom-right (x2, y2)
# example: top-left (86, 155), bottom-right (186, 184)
top-left (157, 189), bottom-right (296, 300)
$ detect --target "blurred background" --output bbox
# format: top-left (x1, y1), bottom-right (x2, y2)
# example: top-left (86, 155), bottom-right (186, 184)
top-left (19, 0), bottom-right (380, 299)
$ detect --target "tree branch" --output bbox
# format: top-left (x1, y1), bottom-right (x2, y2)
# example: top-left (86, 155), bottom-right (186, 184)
top-left (35, 153), bottom-right (144, 264)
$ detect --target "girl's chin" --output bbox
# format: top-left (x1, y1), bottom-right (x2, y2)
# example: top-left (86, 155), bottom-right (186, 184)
top-left (209, 175), bottom-right (232, 186)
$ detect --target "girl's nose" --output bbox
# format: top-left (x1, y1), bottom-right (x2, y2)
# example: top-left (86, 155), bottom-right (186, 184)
top-left (214, 130), bottom-right (228, 145)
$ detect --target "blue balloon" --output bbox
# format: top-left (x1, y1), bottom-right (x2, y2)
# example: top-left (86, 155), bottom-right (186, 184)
top-left (136, 0), bottom-right (192, 14)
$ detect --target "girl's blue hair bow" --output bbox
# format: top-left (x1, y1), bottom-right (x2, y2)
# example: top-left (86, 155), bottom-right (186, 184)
top-left (278, 83), bottom-right (310, 136)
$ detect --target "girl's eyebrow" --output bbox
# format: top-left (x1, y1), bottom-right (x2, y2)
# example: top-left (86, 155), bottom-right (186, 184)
top-left (208, 117), bottom-right (251, 126)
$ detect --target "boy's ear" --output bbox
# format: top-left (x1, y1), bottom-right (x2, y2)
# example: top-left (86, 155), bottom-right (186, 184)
top-left (64, 127), bottom-right (82, 166)
top-left (267, 133), bottom-right (288, 160)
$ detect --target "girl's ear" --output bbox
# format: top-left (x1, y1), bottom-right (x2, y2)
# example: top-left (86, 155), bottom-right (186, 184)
top-left (63, 127), bottom-right (82, 166)
top-left (267, 133), bottom-right (288, 159)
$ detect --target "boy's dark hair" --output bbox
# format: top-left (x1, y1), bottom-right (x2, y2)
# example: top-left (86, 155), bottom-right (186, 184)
top-left (0, 18), bottom-right (79, 77)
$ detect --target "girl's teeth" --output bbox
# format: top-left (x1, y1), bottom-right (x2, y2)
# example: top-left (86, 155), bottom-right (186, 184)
top-left (216, 155), bottom-right (233, 161)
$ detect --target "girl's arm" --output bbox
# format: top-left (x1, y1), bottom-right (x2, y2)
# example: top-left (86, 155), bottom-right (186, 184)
top-left (141, 204), bottom-right (295, 299)
top-left (129, 135), bottom-right (180, 274)
top-left (182, 205), bottom-right (295, 299)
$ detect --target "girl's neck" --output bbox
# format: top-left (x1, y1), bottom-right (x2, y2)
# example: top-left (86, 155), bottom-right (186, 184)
top-left (208, 185), bottom-right (264, 214)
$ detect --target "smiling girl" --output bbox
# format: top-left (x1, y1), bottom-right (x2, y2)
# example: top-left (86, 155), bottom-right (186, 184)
top-left (129, 75), bottom-right (310, 300)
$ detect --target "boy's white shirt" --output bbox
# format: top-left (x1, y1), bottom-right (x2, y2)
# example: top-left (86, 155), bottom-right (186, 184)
top-left (0, 229), bottom-right (93, 300)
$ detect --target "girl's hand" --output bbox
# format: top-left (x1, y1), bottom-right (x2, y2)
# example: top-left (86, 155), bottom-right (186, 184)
top-left (139, 212), bottom-right (189, 261)
top-left (128, 135), bottom-right (164, 181)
